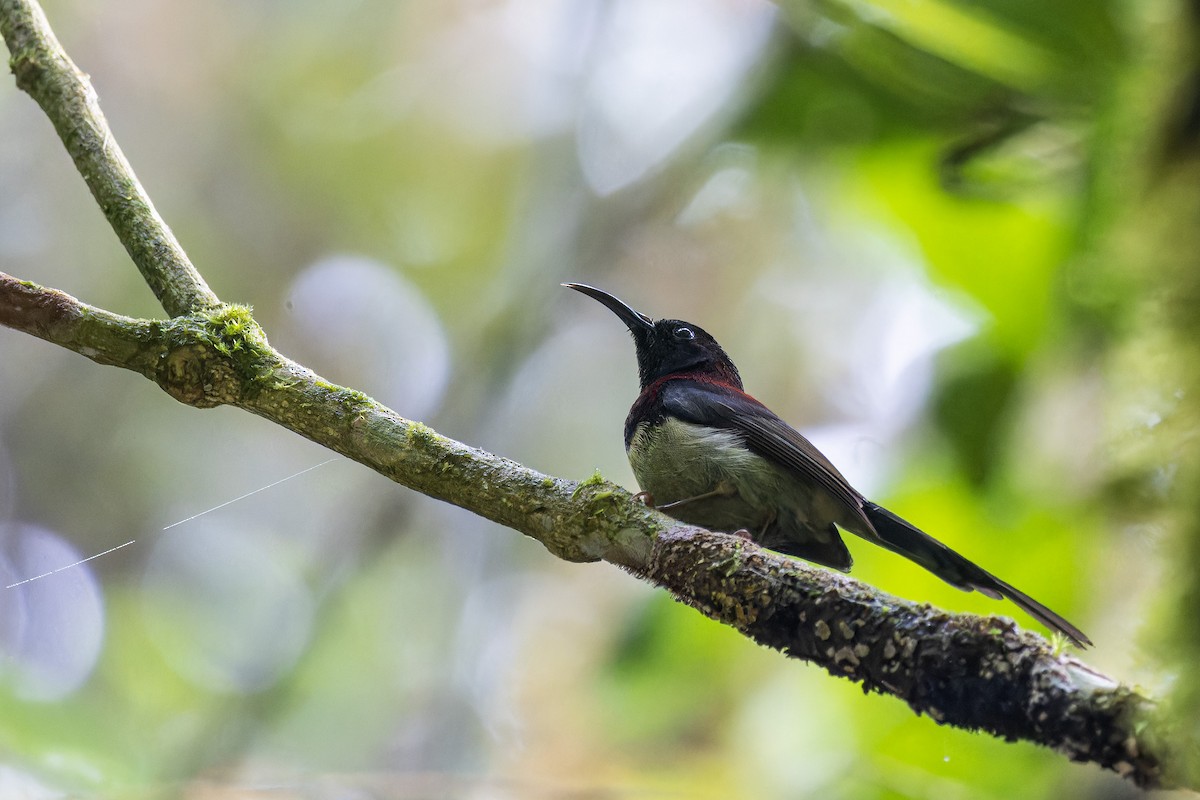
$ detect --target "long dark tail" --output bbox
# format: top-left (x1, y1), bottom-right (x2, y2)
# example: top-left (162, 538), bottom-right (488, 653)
top-left (862, 501), bottom-right (1092, 648)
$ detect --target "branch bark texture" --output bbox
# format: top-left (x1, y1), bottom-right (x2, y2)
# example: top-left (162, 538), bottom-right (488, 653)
top-left (0, 0), bottom-right (1186, 790)
top-left (0, 0), bottom-right (218, 316)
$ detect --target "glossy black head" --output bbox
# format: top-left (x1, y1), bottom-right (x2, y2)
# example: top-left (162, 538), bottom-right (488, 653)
top-left (563, 283), bottom-right (742, 390)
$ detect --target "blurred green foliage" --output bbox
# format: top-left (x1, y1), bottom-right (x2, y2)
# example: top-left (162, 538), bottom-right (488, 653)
top-left (0, 0), bottom-right (1196, 796)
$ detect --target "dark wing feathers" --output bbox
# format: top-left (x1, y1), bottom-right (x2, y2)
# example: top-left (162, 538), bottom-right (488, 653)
top-left (659, 380), bottom-right (871, 528)
top-left (728, 408), bottom-right (865, 517)
top-left (655, 380), bottom-right (1091, 647)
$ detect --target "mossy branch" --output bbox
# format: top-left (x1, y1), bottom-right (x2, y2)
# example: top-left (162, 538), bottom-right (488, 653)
top-left (0, 0), bottom-right (218, 316)
top-left (0, 0), bottom-right (1191, 789)
top-left (0, 272), bottom-right (1180, 787)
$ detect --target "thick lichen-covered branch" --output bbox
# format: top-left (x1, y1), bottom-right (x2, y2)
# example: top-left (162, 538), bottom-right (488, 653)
top-left (0, 271), bottom-right (1179, 788)
top-left (0, 0), bottom-right (218, 316)
top-left (648, 528), bottom-right (1168, 784)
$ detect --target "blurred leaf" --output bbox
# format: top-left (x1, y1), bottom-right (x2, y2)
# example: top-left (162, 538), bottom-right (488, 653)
top-left (599, 593), bottom-right (749, 748)
top-left (932, 341), bottom-right (1019, 487)
top-left (848, 138), bottom-right (1071, 356)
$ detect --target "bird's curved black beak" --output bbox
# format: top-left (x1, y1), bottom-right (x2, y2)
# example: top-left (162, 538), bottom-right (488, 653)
top-left (562, 283), bottom-right (655, 333)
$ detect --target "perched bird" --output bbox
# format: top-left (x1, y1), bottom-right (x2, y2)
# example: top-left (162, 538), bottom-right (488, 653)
top-left (564, 282), bottom-right (1091, 648)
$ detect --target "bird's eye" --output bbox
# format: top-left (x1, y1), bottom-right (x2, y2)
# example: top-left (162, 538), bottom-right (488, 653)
top-left (674, 326), bottom-right (695, 340)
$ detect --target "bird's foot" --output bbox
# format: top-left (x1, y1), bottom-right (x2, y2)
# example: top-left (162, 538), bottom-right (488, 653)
top-left (731, 529), bottom-right (755, 541)
top-left (632, 491), bottom-right (656, 508)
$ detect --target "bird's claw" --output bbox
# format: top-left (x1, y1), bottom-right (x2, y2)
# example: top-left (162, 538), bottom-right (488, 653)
top-left (633, 491), bottom-right (655, 508)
